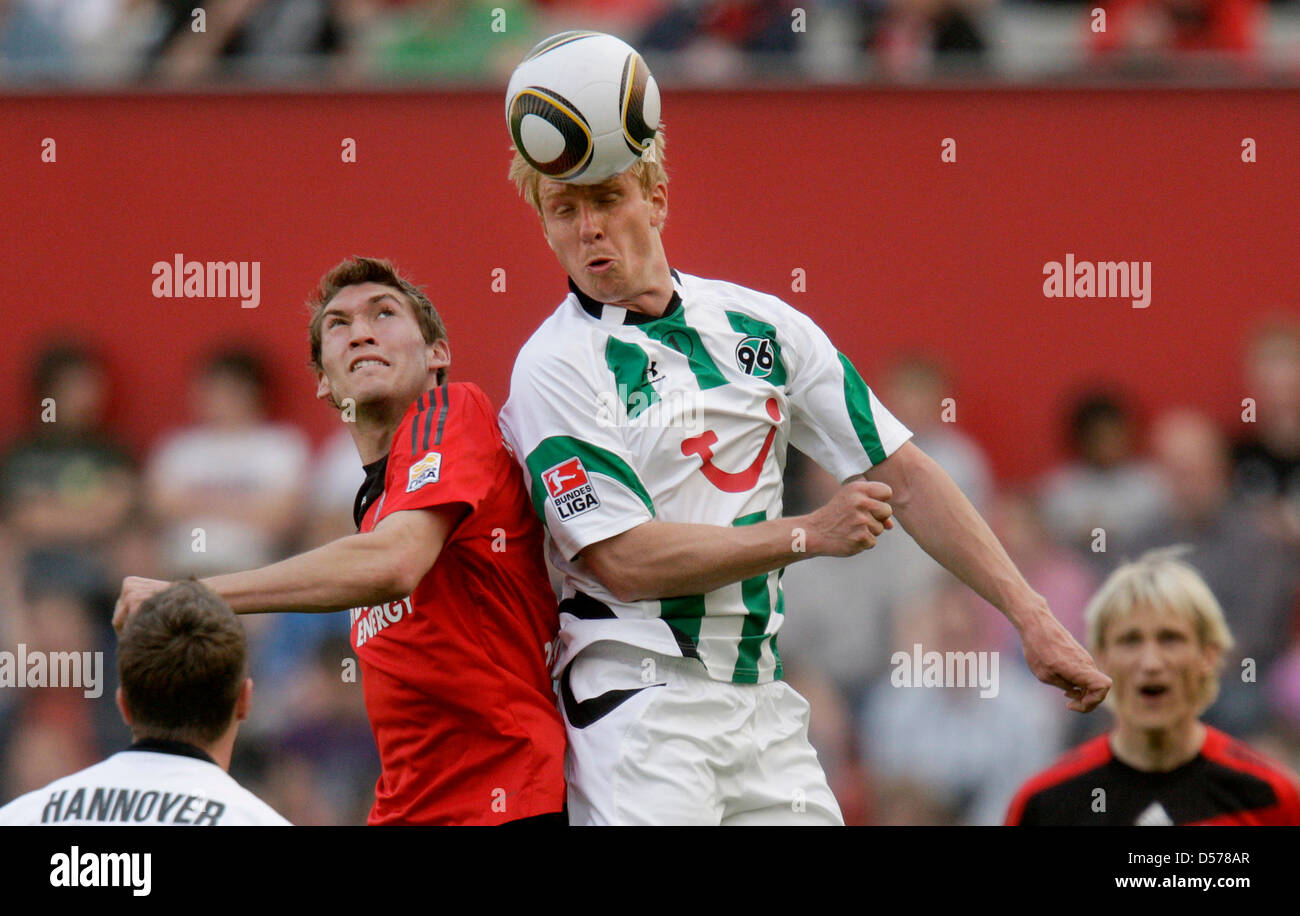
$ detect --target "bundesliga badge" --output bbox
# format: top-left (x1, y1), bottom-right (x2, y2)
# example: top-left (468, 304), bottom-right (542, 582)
top-left (406, 451), bottom-right (442, 492)
top-left (542, 457), bottom-right (600, 521)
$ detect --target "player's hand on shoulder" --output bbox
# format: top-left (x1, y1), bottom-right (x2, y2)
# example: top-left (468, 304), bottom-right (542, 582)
top-left (113, 576), bottom-right (171, 633)
top-left (1017, 610), bottom-right (1112, 713)
top-left (805, 479), bottom-right (895, 558)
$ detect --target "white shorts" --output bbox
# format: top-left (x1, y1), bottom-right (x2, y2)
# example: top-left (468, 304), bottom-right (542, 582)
top-left (558, 641), bottom-right (844, 826)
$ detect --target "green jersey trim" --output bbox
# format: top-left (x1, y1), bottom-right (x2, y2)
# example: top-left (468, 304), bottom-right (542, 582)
top-left (524, 435), bottom-right (656, 520)
top-left (604, 337), bottom-right (660, 420)
top-left (838, 352), bottom-right (887, 466)
top-left (731, 510), bottom-right (777, 683)
top-left (725, 311), bottom-right (788, 387)
top-left (655, 510), bottom-right (782, 683)
top-left (635, 307), bottom-right (728, 391)
top-left (660, 594), bottom-right (707, 653)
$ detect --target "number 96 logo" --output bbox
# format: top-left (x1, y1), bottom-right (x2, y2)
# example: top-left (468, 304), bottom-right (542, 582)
top-left (735, 336), bottom-right (775, 378)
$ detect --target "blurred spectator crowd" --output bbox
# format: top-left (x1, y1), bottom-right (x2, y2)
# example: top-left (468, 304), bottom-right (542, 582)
top-left (0, 318), bottom-right (1297, 824)
top-left (1, 0), bottom-right (1297, 87)
top-left (778, 317), bottom-right (1300, 824)
top-left (0, 343), bottom-right (379, 824)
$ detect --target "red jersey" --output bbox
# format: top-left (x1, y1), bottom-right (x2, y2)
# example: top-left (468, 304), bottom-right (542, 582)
top-left (1005, 726), bottom-right (1300, 825)
top-left (349, 382), bottom-right (566, 825)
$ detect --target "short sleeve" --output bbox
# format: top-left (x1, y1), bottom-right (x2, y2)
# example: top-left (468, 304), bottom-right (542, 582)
top-left (377, 383), bottom-right (498, 521)
top-left (782, 306), bottom-right (912, 481)
top-left (499, 342), bottom-right (654, 561)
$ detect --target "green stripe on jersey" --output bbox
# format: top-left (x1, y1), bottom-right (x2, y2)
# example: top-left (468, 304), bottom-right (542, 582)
top-left (604, 337), bottom-right (659, 421)
top-left (637, 308), bottom-right (727, 391)
top-left (660, 593), bottom-right (707, 655)
top-left (732, 510), bottom-right (775, 683)
top-left (725, 312), bottom-right (787, 387)
top-left (524, 435), bottom-right (655, 520)
top-left (838, 352), bottom-right (887, 466)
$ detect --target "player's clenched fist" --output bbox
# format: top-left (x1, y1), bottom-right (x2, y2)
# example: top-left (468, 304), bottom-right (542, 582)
top-left (1017, 610), bottom-right (1112, 713)
top-left (113, 577), bottom-right (172, 633)
top-left (805, 480), bottom-right (895, 557)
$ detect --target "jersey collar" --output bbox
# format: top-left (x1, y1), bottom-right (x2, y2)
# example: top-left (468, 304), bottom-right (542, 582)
top-left (568, 268), bottom-right (683, 326)
top-left (129, 737), bottom-right (218, 766)
top-left (354, 455), bottom-right (388, 529)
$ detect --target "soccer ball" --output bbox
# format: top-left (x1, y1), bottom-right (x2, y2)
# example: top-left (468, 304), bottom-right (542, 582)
top-left (506, 31), bottom-right (661, 185)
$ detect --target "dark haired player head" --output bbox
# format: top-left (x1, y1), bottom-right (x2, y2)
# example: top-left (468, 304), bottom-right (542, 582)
top-left (117, 579), bottom-right (251, 772)
top-left (306, 256), bottom-right (451, 464)
top-left (308, 256), bottom-right (449, 388)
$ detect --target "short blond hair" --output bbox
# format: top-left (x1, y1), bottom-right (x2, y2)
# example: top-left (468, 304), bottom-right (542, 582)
top-left (1085, 547), bottom-right (1235, 711)
top-left (509, 128), bottom-right (668, 216)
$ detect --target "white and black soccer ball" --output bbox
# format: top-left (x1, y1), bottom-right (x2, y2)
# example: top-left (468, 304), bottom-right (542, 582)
top-left (506, 31), bottom-right (661, 184)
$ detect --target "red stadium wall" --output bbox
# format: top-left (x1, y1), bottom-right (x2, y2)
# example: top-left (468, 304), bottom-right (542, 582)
top-left (3, 88), bottom-right (1296, 482)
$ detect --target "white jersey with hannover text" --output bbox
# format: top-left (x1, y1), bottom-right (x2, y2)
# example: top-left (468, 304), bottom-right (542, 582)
top-left (0, 746), bottom-right (291, 826)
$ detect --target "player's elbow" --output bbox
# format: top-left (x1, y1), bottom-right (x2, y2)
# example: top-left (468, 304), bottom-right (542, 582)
top-left (386, 540), bottom-right (439, 598)
top-left (387, 563), bottom-right (424, 600)
top-left (587, 560), bottom-right (641, 603)
top-left (360, 514), bottom-right (449, 600)
top-left (582, 544), bottom-right (651, 603)
top-left (606, 573), bottom-right (652, 603)
top-left (357, 546), bottom-right (423, 602)
top-left (869, 441), bottom-right (926, 511)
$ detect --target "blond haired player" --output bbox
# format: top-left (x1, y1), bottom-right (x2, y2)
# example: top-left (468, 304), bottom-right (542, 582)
top-left (1007, 548), bottom-right (1300, 825)
top-left (502, 112), bottom-right (1110, 825)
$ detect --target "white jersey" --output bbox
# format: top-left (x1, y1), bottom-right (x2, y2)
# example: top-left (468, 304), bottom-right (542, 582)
top-left (0, 744), bottom-right (291, 826)
top-left (499, 269), bottom-right (911, 684)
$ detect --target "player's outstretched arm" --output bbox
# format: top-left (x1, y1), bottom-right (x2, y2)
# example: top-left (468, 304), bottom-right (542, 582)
top-left (580, 479), bottom-right (894, 601)
top-left (865, 441), bottom-right (1111, 713)
top-left (113, 505), bottom-right (465, 630)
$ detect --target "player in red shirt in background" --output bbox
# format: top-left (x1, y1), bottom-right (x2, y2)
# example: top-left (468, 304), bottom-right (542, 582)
top-left (1006, 547), bottom-right (1300, 825)
top-left (114, 257), bottom-right (566, 826)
